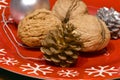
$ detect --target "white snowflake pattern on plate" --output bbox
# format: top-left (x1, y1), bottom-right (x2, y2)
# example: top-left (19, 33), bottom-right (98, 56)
top-left (0, 0), bottom-right (8, 9)
top-left (57, 70), bottom-right (79, 77)
top-left (20, 63), bottom-right (54, 76)
top-left (0, 57), bottom-right (19, 65)
top-left (0, 49), bottom-right (6, 56)
top-left (85, 65), bottom-right (118, 77)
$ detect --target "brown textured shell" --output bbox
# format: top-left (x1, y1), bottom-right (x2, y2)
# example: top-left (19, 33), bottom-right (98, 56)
top-left (52, 0), bottom-right (88, 21)
top-left (69, 14), bottom-right (110, 52)
top-left (18, 9), bottom-right (61, 47)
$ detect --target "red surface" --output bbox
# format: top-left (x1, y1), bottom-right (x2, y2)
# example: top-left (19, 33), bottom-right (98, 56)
top-left (0, 0), bottom-right (120, 80)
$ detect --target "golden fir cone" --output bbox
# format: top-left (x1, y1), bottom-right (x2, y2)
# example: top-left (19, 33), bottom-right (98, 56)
top-left (40, 24), bottom-right (83, 67)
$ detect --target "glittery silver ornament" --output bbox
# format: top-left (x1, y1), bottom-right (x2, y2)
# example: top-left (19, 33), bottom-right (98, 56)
top-left (10, 0), bottom-right (50, 23)
top-left (97, 7), bottom-right (120, 39)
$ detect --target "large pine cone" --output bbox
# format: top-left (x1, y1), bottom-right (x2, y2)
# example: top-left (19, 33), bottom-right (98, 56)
top-left (41, 24), bottom-right (83, 67)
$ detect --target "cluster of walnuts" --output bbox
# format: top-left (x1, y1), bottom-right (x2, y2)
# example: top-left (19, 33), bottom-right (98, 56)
top-left (18, 0), bottom-right (110, 52)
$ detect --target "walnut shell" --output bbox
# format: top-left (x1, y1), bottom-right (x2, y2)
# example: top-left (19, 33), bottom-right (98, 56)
top-left (52, 0), bottom-right (88, 21)
top-left (68, 14), bottom-right (110, 52)
top-left (18, 9), bottom-right (61, 47)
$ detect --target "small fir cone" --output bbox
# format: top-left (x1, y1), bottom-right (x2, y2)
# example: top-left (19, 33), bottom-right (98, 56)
top-left (40, 24), bottom-right (83, 67)
top-left (97, 7), bottom-right (120, 39)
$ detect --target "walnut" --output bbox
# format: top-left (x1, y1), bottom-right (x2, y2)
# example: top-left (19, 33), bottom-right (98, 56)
top-left (18, 9), bottom-right (61, 47)
top-left (52, 0), bottom-right (88, 22)
top-left (69, 14), bottom-right (110, 52)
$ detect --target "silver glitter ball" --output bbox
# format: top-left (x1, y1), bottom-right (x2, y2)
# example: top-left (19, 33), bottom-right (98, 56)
top-left (10, 0), bottom-right (50, 24)
top-left (97, 7), bottom-right (120, 39)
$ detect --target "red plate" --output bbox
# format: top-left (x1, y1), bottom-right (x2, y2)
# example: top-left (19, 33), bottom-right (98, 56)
top-left (0, 0), bottom-right (120, 80)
